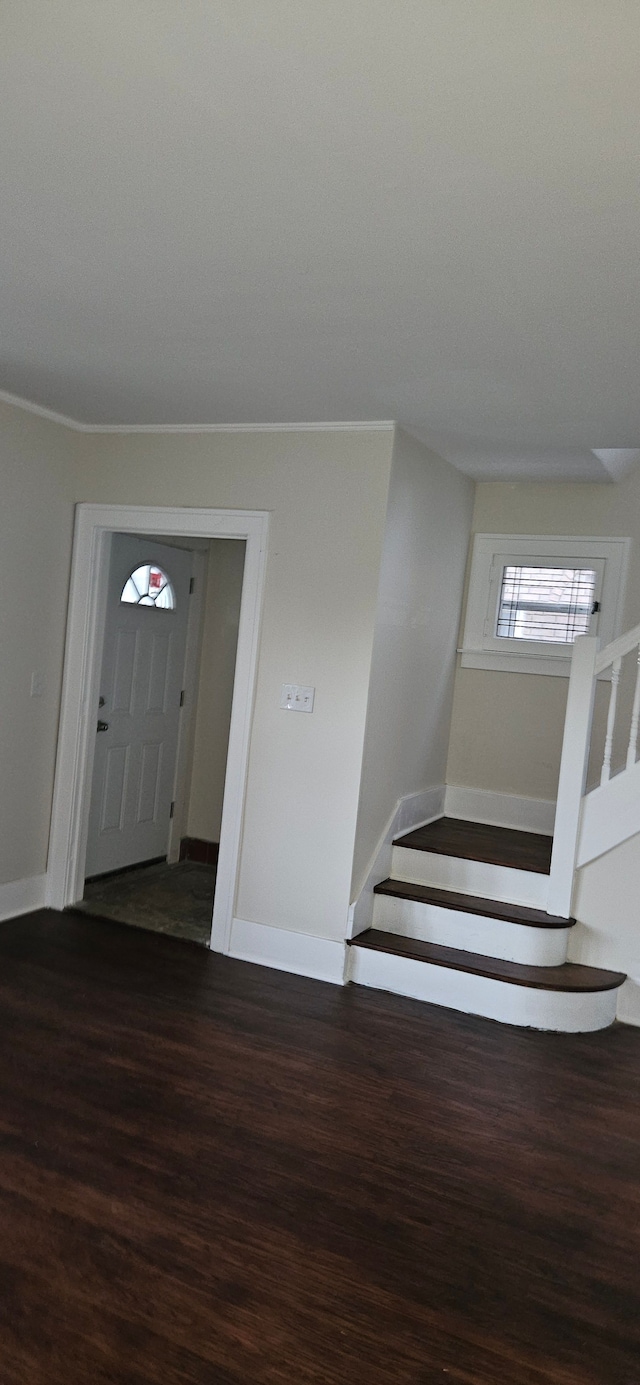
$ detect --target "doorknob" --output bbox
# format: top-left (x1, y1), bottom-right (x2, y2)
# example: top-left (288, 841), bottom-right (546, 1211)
top-left (97, 720), bottom-right (109, 733)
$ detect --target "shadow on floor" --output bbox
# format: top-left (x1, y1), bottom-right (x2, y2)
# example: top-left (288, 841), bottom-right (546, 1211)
top-left (75, 860), bottom-right (216, 945)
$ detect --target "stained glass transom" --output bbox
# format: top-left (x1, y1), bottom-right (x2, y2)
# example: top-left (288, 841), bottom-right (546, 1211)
top-left (121, 564), bottom-right (175, 609)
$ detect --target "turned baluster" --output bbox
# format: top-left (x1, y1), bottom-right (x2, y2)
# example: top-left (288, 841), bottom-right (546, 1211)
top-left (601, 657), bottom-right (622, 785)
top-left (626, 644), bottom-right (640, 770)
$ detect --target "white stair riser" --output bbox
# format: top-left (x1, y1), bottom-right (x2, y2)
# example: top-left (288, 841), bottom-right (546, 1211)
top-left (391, 845), bottom-right (549, 909)
top-left (372, 893), bottom-right (569, 967)
top-left (348, 948), bottom-right (618, 1033)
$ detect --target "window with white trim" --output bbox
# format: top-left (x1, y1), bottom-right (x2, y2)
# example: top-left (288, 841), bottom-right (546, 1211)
top-left (460, 535), bottom-right (630, 675)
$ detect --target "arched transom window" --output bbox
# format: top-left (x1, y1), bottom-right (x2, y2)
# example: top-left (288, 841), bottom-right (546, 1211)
top-left (120, 564), bottom-right (176, 609)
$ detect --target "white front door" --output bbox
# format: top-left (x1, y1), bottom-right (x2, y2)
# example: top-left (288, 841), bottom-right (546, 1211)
top-left (85, 534), bottom-right (193, 878)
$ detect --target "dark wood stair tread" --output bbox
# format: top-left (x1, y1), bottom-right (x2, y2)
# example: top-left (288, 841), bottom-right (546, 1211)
top-left (393, 817), bottom-right (553, 874)
top-left (374, 879), bottom-right (574, 929)
top-left (349, 931), bottom-right (626, 993)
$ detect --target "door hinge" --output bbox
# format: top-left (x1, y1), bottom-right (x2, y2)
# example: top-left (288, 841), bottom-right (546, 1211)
top-left (189, 577), bottom-right (195, 594)
top-left (179, 689), bottom-right (185, 707)
top-left (169, 801), bottom-right (175, 819)
top-left (592, 600), bottom-right (601, 614)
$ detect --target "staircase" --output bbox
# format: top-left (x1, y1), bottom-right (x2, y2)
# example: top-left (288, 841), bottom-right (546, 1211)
top-left (347, 816), bottom-right (626, 1031)
top-left (347, 620), bottom-right (640, 1030)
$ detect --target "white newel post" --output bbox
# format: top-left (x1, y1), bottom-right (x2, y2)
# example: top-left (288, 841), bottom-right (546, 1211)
top-left (547, 636), bottom-right (599, 917)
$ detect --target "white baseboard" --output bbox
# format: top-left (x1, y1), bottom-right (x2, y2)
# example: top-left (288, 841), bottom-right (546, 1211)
top-left (228, 917), bottom-right (346, 985)
top-left (348, 784), bottom-right (445, 939)
top-left (444, 785), bottom-right (556, 836)
top-left (0, 873), bottom-right (47, 922)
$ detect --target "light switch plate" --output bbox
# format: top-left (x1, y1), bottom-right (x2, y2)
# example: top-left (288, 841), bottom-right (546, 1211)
top-left (296, 685), bottom-right (315, 712)
top-left (280, 683), bottom-right (315, 712)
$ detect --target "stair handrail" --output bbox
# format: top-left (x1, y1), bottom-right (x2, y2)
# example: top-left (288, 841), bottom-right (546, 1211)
top-left (549, 621), bottom-right (640, 917)
top-left (594, 619), bottom-right (640, 675)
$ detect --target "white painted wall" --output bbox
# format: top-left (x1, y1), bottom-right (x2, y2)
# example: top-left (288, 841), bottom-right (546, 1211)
top-left (351, 429), bottom-right (473, 899)
top-left (446, 472), bottom-right (640, 799)
top-left (0, 400), bottom-right (78, 885)
top-left (570, 835), bottom-right (640, 1026)
top-left (73, 428), bottom-right (394, 940)
top-left (2, 395), bottom-right (638, 1020)
top-left (186, 538), bottom-right (245, 843)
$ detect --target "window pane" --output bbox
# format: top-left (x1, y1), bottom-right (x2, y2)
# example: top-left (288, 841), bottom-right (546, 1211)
top-left (121, 577), bottom-right (140, 604)
top-left (155, 584), bottom-right (174, 609)
top-left (496, 566), bottom-right (596, 643)
top-left (120, 564), bottom-right (175, 610)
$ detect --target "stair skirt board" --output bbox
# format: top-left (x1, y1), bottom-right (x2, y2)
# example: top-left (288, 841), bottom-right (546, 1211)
top-left (372, 893), bottom-right (570, 967)
top-left (347, 947), bottom-right (619, 1033)
top-left (391, 845), bottom-right (550, 909)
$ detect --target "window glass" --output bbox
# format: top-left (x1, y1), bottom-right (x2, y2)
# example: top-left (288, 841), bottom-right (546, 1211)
top-left (121, 564), bottom-right (175, 609)
top-left (496, 565), bottom-right (596, 644)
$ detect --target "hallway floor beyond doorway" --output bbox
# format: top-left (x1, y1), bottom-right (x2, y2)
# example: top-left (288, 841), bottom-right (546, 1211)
top-left (76, 860), bottom-right (215, 945)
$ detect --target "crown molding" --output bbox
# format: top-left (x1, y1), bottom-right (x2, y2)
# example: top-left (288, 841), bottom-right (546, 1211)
top-left (79, 420), bottom-right (396, 434)
top-left (592, 448), bottom-right (640, 482)
top-left (0, 388), bottom-right (85, 430)
top-left (0, 389), bottom-right (395, 436)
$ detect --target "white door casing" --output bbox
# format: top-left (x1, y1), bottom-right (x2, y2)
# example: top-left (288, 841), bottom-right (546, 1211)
top-left (85, 534), bottom-right (193, 878)
top-left (167, 547), bottom-right (209, 863)
top-left (46, 504), bottom-right (269, 955)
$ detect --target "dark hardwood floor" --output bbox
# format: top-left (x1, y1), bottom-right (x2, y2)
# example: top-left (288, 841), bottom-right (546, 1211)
top-left (0, 909), bottom-right (638, 1384)
top-left (395, 817), bottom-right (554, 873)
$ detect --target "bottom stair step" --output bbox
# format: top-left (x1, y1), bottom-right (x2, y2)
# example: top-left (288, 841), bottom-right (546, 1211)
top-left (347, 931), bottom-right (626, 1033)
top-left (351, 931), bottom-right (623, 991)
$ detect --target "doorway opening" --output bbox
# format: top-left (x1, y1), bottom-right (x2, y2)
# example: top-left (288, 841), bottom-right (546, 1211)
top-left (73, 531), bottom-right (245, 945)
top-left (47, 504), bottom-right (269, 955)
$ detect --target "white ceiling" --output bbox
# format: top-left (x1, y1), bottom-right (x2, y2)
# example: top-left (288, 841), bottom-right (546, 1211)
top-left (2, 2), bottom-right (640, 480)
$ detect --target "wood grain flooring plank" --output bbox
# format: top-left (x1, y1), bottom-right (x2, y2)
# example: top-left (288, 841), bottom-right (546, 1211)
top-left (0, 910), bottom-right (636, 1383)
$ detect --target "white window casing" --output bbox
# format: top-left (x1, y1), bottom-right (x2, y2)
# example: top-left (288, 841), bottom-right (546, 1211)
top-left (460, 535), bottom-right (630, 675)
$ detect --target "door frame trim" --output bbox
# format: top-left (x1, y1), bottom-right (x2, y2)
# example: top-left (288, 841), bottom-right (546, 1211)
top-left (167, 547), bottom-right (208, 863)
top-left (47, 503), bottom-right (269, 954)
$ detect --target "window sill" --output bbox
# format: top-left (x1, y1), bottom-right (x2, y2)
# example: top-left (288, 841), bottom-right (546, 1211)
top-left (459, 648), bottom-right (573, 676)
top-left (459, 649), bottom-right (613, 678)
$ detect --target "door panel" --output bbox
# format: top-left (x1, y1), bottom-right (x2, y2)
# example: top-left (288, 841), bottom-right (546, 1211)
top-left (85, 534), bottom-right (193, 878)
top-left (100, 746), bottom-right (129, 833)
top-left (146, 633), bottom-right (171, 712)
top-left (112, 631), bottom-right (137, 712)
top-left (136, 742), bottom-right (163, 824)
